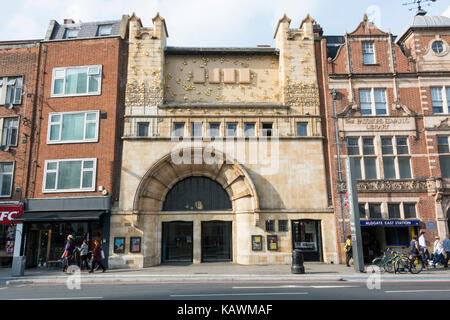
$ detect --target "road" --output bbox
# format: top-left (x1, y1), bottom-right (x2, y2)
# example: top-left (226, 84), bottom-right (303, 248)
top-left (1, 280), bottom-right (450, 300)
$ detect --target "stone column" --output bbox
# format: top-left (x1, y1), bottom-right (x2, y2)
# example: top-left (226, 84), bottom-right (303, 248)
top-left (193, 218), bottom-right (201, 263)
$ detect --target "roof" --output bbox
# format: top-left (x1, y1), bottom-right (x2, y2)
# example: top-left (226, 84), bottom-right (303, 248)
top-left (46, 19), bottom-right (122, 41)
top-left (165, 47), bottom-right (279, 56)
top-left (397, 15), bottom-right (450, 43)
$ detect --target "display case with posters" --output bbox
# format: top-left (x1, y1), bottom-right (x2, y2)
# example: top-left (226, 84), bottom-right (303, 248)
top-left (130, 237), bottom-right (141, 253)
top-left (267, 235), bottom-right (278, 251)
top-left (114, 237), bottom-right (125, 253)
top-left (251, 235), bottom-right (263, 251)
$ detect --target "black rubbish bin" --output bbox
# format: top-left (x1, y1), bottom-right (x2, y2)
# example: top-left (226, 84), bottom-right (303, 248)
top-left (291, 249), bottom-right (305, 274)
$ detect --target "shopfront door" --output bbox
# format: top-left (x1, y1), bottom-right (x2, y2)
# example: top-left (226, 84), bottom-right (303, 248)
top-left (26, 229), bottom-right (51, 267)
top-left (291, 220), bottom-right (323, 262)
top-left (201, 221), bottom-right (232, 262)
top-left (162, 221), bottom-right (193, 263)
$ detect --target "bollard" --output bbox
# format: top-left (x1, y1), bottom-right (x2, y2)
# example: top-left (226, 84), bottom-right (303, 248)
top-left (291, 249), bottom-right (305, 274)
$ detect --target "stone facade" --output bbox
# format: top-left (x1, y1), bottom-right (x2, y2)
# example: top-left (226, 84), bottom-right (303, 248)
top-left (109, 13), bottom-right (337, 268)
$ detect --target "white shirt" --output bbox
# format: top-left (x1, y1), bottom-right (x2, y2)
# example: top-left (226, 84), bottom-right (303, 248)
top-left (434, 240), bottom-right (444, 255)
top-left (419, 235), bottom-right (426, 247)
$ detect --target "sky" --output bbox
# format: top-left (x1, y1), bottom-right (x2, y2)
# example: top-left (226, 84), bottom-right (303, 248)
top-left (2, 0), bottom-right (450, 47)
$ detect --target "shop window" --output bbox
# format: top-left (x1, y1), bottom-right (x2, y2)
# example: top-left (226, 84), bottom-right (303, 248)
top-left (137, 122), bottom-right (149, 137)
top-left (385, 227), bottom-right (410, 247)
top-left (48, 111), bottom-right (99, 144)
top-left (52, 65), bottom-right (101, 97)
top-left (0, 224), bottom-right (16, 264)
top-left (265, 220), bottom-right (275, 232)
top-left (278, 220), bottom-right (288, 232)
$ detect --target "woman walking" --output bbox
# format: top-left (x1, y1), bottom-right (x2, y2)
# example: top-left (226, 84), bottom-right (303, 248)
top-left (344, 235), bottom-right (352, 267)
top-left (89, 239), bottom-right (107, 273)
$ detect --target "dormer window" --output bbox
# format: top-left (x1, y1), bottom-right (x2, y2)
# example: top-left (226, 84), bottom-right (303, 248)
top-left (362, 41), bottom-right (375, 65)
top-left (432, 41), bottom-right (444, 54)
top-left (97, 25), bottom-right (112, 37)
top-left (64, 28), bottom-right (79, 39)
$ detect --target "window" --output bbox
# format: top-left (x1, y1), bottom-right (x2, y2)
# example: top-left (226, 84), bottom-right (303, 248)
top-left (296, 122), bottom-right (308, 137)
top-left (438, 136), bottom-right (450, 178)
top-left (191, 122), bottom-right (202, 137)
top-left (432, 41), bottom-right (444, 54)
top-left (262, 123), bottom-right (273, 137)
top-left (244, 123), bottom-right (256, 137)
top-left (359, 203), bottom-right (366, 219)
top-left (64, 28), bottom-right (79, 39)
top-left (209, 123), bottom-right (220, 137)
top-left (226, 123), bottom-right (237, 137)
top-left (1, 118), bottom-right (19, 147)
top-left (388, 204), bottom-right (401, 219)
top-left (278, 220), bottom-right (288, 232)
top-left (404, 203), bottom-right (417, 219)
top-left (97, 25), bottom-right (112, 37)
top-left (347, 138), bottom-right (360, 155)
top-left (0, 76), bottom-right (23, 106)
top-left (431, 87), bottom-right (450, 114)
top-left (52, 65), bottom-right (102, 97)
top-left (381, 136), bottom-right (411, 179)
top-left (137, 122), bottom-right (149, 137)
top-left (359, 89), bottom-right (387, 115)
top-left (369, 204), bottom-right (382, 219)
top-left (0, 162), bottom-right (13, 197)
top-left (362, 42), bottom-right (375, 64)
top-left (362, 138), bottom-right (377, 180)
top-left (44, 159), bottom-right (96, 192)
top-left (385, 228), bottom-right (410, 247)
top-left (173, 123), bottom-right (185, 137)
top-left (48, 111), bottom-right (99, 144)
top-left (265, 220), bottom-right (275, 232)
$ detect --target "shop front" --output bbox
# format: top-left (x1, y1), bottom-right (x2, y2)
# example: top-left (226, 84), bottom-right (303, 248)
top-left (360, 220), bottom-right (420, 263)
top-left (0, 203), bottom-right (24, 267)
top-left (15, 196), bottom-right (110, 268)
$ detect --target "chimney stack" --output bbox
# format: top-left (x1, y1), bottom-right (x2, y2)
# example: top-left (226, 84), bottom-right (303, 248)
top-left (64, 19), bottom-right (75, 25)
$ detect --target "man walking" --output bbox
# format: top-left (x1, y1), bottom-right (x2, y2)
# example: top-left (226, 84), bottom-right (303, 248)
top-left (443, 234), bottom-right (450, 268)
top-left (418, 231), bottom-right (429, 264)
top-left (79, 239), bottom-right (89, 271)
top-left (61, 235), bottom-right (74, 272)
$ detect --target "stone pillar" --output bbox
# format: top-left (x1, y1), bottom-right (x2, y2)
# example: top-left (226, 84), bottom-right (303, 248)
top-left (193, 219), bottom-right (201, 264)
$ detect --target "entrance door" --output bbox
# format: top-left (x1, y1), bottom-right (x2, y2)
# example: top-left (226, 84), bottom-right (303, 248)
top-left (162, 222), bottom-right (193, 263)
top-left (291, 220), bottom-right (323, 262)
top-left (26, 229), bottom-right (51, 267)
top-left (201, 221), bottom-right (232, 262)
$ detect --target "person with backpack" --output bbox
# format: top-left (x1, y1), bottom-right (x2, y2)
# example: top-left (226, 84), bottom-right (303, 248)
top-left (89, 239), bottom-right (106, 273)
top-left (344, 235), bottom-right (352, 267)
top-left (61, 235), bottom-right (74, 272)
top-left (410, 235), bottom-right (424, 269)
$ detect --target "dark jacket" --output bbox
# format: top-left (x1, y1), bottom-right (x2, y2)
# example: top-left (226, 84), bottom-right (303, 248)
top-left (93, 244), bottom-right (103, 262)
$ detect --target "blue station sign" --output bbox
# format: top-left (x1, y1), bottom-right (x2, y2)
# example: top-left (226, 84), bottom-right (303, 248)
top-left (360, 220), bottom-right (421, 227)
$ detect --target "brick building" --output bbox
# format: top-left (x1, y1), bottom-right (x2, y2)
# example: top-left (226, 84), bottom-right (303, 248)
top-left (317, 13), bottom-right (450, 263)
top-left (15, 17), bottom-right (129, 268)
top-left (0, 40), bottom-right (41, 267)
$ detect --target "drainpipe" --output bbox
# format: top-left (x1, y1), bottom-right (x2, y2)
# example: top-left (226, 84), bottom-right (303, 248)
top-left (330, 89), bottom-right (347, 244)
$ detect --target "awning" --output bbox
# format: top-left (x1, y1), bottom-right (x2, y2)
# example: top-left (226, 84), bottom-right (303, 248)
top-left (15, 211), bottom-right (105, 222)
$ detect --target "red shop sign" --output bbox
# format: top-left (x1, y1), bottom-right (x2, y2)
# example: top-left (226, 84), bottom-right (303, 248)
top-left (0, 205), bottom-right (24, 224)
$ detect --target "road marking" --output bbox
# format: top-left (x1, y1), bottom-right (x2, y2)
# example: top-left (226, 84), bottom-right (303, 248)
top-left (232, 285), bottom-right (359, 289)
top-left (385, 289), bottom-right (450, 294)
top-left (170, 292), bottom-right (309, 297)
top-left (9, 297), bottom-right (103, 300)
top-left (0, 287), bottom-right (8, 290)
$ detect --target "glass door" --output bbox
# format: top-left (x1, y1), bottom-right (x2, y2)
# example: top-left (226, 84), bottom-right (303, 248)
top-left (201, 221), bottom-right (232, 262)
top-left (162, 221), bottom-right (193, 263)
top-left (291, 220), bottom-right (323, 262)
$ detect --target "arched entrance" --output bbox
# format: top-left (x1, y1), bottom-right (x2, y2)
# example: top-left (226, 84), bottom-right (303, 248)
top-left (133, 147), bottom-right (259, 265)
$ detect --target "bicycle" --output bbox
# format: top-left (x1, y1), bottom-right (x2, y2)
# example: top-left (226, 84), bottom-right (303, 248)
top-left (371, 248), bottom-right (396, 273)
top-left (394, 254), bottom-right (424, 274)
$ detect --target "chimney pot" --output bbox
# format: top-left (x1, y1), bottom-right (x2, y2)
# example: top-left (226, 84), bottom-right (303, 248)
top-left (64, 19), bottom-right (75, 25)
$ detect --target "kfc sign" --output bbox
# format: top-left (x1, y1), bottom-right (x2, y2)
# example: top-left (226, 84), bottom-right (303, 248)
top-left (0, 205), bottom-right (24, 224)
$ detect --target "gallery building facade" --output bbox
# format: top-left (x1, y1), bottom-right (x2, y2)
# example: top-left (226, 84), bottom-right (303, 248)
top-left (108, 13), bottom-right (337, 268)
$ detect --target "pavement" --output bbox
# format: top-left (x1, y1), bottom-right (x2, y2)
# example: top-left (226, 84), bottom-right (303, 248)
top-left (1, 262), bottom-right (450, 285)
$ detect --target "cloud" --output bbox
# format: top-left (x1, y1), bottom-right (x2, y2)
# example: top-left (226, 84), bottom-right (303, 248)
top-left (443, 5), bottom-right (450, 17)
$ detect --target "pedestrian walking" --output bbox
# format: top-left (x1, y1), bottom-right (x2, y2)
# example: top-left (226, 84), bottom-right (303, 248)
top-left (61, 235), bottom-right (74, 272)
top-left (89, 239), bottom-right (106, 273)
top-left (443, 234), bottom-right (450, 268)
top-left (410, 235), bottom-right (424, 268)
top-left (79, 239), bottom-right (90, 271)
top-left (418, 231), bottom-right (429, 263)
top-left (432, 236), bottom-right (445, 268)
top-left (344, 235), bottom-right (352, 267)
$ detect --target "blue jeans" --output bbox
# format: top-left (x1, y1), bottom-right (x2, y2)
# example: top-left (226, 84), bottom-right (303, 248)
top-left (433, 253), bottom-right (445, 265)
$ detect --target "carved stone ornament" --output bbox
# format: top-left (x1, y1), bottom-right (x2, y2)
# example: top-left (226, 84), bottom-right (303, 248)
top-left (337, 103), bottom-right (359, 117)
top-left (431, 118), bottom-right (450, 131)
top-left (340, 179), bottom-right (429, 193)
top-left (391, 102), bottom-right (417, 116)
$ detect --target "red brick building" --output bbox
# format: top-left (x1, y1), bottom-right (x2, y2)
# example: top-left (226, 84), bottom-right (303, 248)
top-left (16, 17), bottom-right (129, 268)
top-left (317, 14), bottom-right (450, 263)
top-left (0, 40), bottom-right (41, 266)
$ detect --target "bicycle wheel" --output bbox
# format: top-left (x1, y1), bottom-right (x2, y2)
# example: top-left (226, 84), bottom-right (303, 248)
top-left (370, 257), bottom-right (386, 273)
top-left (409, 257), bottom-right (423, 274)
top-left (384, 258), bottom-right (395, 273)
top-left (394, 257), bottom-right (409, 274)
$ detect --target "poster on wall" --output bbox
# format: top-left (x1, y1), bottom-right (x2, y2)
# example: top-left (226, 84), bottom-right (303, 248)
top-left (114, 237), bottom-right (125, 253)
top-left (267, 235), bottom-right (278, 251)
top-left (251, 235), bottom-right (263, 251)
top-left (130, 237), bottom-right (141, 253)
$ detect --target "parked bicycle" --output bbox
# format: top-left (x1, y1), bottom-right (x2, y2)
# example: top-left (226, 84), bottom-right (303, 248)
top-left (371, 248), bottom-right (423, 274)
top-left (370, 248), bottom-right (396, 273)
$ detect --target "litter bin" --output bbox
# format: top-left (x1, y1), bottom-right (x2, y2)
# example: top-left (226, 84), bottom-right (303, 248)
top-left (11, 256), bottom-right (26, 277)
top-left (291, 249), bottom-right (305, 274)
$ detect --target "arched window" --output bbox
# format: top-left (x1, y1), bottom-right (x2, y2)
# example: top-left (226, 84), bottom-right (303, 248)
top-left (163, 177), bottom-right (232, 211)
